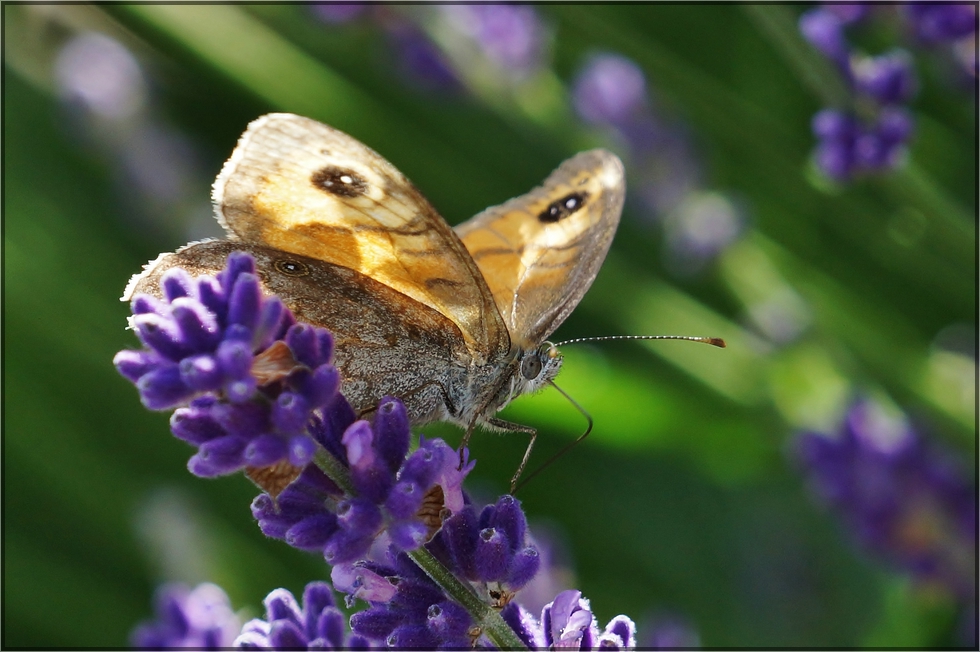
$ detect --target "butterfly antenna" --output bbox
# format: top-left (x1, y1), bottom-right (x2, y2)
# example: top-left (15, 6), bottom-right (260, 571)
top-left (512, 380), bottom-right (593, 495)
top-left (553, 334), bottom-right (727, 348)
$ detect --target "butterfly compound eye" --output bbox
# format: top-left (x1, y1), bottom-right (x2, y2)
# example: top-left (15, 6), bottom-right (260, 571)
top-left (274, 259), bottom-right (309, 276)
top-left (520, 352), bottom-right (544, 380)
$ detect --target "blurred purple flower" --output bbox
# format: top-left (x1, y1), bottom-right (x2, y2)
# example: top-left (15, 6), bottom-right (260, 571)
top-left (641, 614), bottom-right (701, 649)
top-left (905, 3), bottom-right (977, 45)
top-left (442, 4), bottom-right (546, 77)
top-left (572, 53), bottom-right (648, 127)
top-left (131, 583), bottom-right (240, 649)
top-left (55, 31), bottom-right (146, 120)
top-left (795, 399), bottom-right (976, 600)
top-left (383, 21), bottom-right (462, 93)
top-left (310, 3), bottom-right (371, 25)
top-left (811, 107), bottom-right (912, 181)
top-left (800, 8), bottom-right (851, 69)
top-left (852, 50), bottom-right (918, 105)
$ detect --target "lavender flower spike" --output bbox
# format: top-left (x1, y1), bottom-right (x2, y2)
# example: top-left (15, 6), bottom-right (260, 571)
top-left (251, 397), bottom-right (476, 562)
top-left (131, 583), bottom-right (240, 649)
top-left (115, 252), bottom-right (340, 480)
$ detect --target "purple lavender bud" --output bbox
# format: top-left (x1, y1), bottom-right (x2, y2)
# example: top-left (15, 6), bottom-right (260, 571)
top-left (285, 323), bottom-right (321, 368)
top-left (195, 277), bottom-right (225, 318)
top-left (133, 313), bottom-right (188, 362)
top-left (296, 365), bottom-right (340, 409)
top-left (268, 621), bottom-right (306, 649)
top-left (374, 396), bottom-right (411, 474)
top-left (211, 401), bottom-right (268, 439)
top-left (500, 602), bottom-right (544, 649)
top-left (853, 51), bottom-right (917, 105)
top-left (336, 497), bottom-right (383, 536)
top-left (253, 296), bottom-right (293, 350)
top-left (171, 297), bottom-right (221, 352)
top-left (343, 420), bottom-right (393, 502)
top-left (350, 608), bottom-right (403, 640)
top-left (170, 403), bottom-right (223, 444)
top-left (217, 251), bottom-right (256, 290)
top-left (272, 391), bottom-right (310, 435)
top-left (572, 53), bottom-right (648, 126)
top-left (488, 494), bottom-right (527, 552)
top-left (442, 507), bottom-right (479, 580)
top-left (286, 514), bottom-right (340, 551)
top-left (288, 434), bottom-right (316, 467)
top-left (227, 272), bottom-right (262, 330)
top-left (137, 364), bottom-right (194, 409)
top-left (179, 354), bottom-right (222, 391)
top-left (324, 530), bottom-right (374, 565)
top-left (799, 9), bottom-right (850, 67)
top-left (426, 601), bottom-right (472, 646)
top-left (189, 434), bottom-right (247, 476)
top-left (215, 338), bottom-right (252, 383)
top-left (600, 614), bottom-right (637, 649)
top-left (388, 624), bottom-right (438, 649)
top-left (265, 588), bottom-right (303, 624)
top-left (113, 349), bottom-right (159, 382)
top-left (131, 293), bottom-right (168, 316)
top-left (385, 481), bottom-right (423, 520)
top-left (130, 583), bottom-right (240, 649)
top-left (476, 527), bottom-right (512, 582)
top-left (906, 3), bottom-right (977, 45)
top-left (245, 433), bottom-right (289, 467)
top-left (507, 545), bottom-right (541, 589)
top-left (160, 267), bottom-right (194, 302)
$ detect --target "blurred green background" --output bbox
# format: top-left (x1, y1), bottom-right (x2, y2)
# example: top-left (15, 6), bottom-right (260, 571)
top-left (4, 4), bottom-right (975, 648)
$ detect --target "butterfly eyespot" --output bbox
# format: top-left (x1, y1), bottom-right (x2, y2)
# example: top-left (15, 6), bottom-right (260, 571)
top-left (311, 166), bottom-right (367, 198)
top-left (539, 191), bottom-right (589, 223)
top-left (274, 260), bottom-right (309, 276)
top-left (520, 352), bottom-right (543, 380)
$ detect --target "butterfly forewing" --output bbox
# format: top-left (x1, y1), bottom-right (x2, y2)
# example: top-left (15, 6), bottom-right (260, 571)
top-left (453, 150), bottom-right (625, 347)
top-left (213, 113), bottom-right (509, 362)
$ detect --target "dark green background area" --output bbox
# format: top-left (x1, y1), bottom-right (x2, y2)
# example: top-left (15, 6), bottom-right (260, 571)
top-left (4, 4), bottom-right (975, 648)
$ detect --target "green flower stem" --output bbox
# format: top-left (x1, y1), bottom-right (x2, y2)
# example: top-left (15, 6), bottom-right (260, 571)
top-left (408, 545), bottom-right (528, 650)
top-left (311, 448), bottom-right (527, 650)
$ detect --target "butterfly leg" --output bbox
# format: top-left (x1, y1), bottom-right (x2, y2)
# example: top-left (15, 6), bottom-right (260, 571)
top-left (483, 417), bottom-right (537, 495)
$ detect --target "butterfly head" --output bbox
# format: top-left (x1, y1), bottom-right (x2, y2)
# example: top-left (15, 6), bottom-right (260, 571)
top-left (516, 342), bottom-right (563, 395)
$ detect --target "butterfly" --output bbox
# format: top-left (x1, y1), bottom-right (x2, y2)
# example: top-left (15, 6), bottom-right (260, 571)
top-left (124, 113), bottom-right (625, 489)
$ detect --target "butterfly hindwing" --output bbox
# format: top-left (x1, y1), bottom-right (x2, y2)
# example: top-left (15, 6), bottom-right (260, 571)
top-left (453, 149), bottom-right (625, 348)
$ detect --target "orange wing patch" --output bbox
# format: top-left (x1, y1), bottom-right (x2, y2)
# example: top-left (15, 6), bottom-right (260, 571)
top-left (213, 113), bottom-right (509, 362)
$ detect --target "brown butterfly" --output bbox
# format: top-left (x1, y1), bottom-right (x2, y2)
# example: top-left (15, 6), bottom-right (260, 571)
top-left (124, 113), bottom-right (625, 488)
